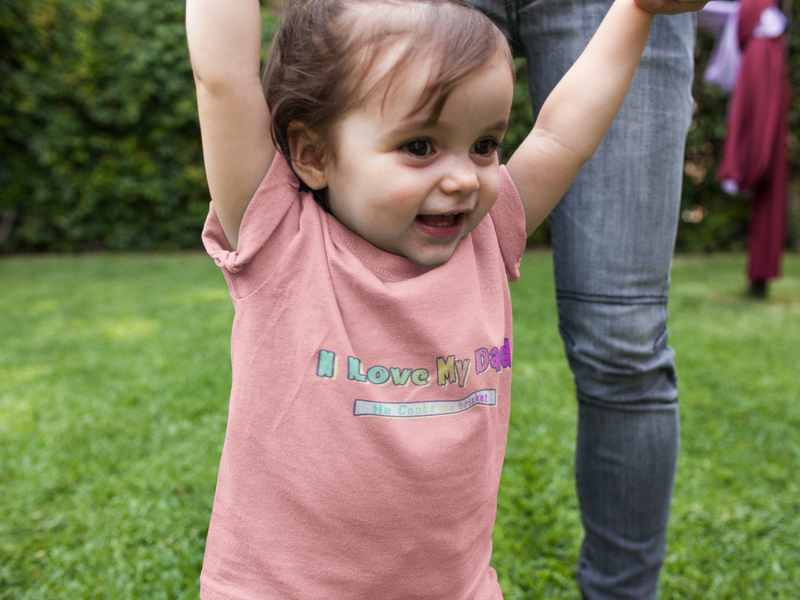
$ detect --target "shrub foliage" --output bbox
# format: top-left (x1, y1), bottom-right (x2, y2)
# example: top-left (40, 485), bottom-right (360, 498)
top-left (0, 0), bottom-right (798, 251)
top-left (0, 0), bottom-right (206, 251)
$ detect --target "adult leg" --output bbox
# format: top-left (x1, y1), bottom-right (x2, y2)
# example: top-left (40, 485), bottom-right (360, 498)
top-left (518, 1), bottom-right (695, 598)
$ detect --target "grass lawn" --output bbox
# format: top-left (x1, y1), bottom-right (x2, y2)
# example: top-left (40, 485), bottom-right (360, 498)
top-left (1, 251), bottom-right (798, 599)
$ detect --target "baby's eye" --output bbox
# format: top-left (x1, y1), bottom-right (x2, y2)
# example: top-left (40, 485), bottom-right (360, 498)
top-left (471, 139), bottom-right (500, 157)
top-left (402, 140), bottom-right (433, 157)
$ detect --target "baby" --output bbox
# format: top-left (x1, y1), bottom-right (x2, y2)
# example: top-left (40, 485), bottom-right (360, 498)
top-left (185, 0), bottom-right (702, 598)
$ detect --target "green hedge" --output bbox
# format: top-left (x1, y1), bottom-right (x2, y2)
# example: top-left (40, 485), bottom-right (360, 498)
top-left (0, 0), bottom-right (798, 252)
top-left (0, 0), bottom-right (208, 250)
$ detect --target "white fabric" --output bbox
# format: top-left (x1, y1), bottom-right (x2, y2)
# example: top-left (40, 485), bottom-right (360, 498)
top-left (697, 0), bottom-right (739, 34)
top-left (700, 1), bottom-right (742, 91)
top-left (721, 178), bottom-right (741, 195)
top-left (753, 6), bottom-right (788, 38)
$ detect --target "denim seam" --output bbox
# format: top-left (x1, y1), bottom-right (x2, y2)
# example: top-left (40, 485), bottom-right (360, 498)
top-left (556, 291), bottom-right (668, 306)
top-left (576, 394), bottom-right (680, 410)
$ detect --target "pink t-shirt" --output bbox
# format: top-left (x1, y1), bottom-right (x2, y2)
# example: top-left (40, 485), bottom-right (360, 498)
top-left (200, 154), bottom-right (527, 600)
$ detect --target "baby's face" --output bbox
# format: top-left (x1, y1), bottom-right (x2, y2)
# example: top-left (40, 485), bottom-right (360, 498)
top-left (322, 51), bottom-right (514, 267)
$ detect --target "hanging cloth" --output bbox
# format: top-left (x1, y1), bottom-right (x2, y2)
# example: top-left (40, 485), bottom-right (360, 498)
top-left (699, 0), bottom-right (742, 92)
top-left (716, 0), bottom-right (790, 283)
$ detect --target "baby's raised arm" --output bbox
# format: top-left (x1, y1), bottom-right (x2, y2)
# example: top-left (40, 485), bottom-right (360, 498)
top-left (186, 0), bottom-right (275, 250)
top-left (506, 0), bottom-right (704, 234)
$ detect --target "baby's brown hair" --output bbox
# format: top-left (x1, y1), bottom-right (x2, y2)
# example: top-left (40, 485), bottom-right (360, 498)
top-left (262, 0), bottom-right (513, 208)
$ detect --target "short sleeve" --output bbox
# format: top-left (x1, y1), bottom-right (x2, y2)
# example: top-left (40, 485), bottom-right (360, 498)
top-left (202, 153), bottom-right (302, 275)
top-left (488, 165), bottom-right (527, 282)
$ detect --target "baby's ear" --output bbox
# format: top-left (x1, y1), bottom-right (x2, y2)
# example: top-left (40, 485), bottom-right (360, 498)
top-left (287, 122), bottom-right (327, 190)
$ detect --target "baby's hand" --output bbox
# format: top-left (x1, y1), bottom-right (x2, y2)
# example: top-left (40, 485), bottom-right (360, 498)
top-left (635, 0), bottom-right (708, 14)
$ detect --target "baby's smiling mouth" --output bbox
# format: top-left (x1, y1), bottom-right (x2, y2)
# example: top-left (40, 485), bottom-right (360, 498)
top-left (416, 213), bottom-right (458, 227)
top-left (414, 213), bottom-right (465, 239)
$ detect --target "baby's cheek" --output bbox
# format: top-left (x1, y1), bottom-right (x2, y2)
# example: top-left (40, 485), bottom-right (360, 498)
top-left (482, 174), bottom-right (502, 211)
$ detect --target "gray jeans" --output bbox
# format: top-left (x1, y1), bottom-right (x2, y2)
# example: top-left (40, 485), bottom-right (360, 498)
top-left (470, 1), bottom-right (696, 598)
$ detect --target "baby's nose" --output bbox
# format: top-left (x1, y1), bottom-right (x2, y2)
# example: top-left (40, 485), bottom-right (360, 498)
top-left (439, 158), bottom-right (479, 195)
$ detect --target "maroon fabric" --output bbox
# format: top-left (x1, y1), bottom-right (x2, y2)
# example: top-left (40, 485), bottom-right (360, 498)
top-left (717, 0), bottom-right (790, 282)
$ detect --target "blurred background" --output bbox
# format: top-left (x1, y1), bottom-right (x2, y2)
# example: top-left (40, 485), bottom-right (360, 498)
top-left (1, 2), bottom-right (798, 599)
top-left (0, 0), bottom-right (798, 254)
